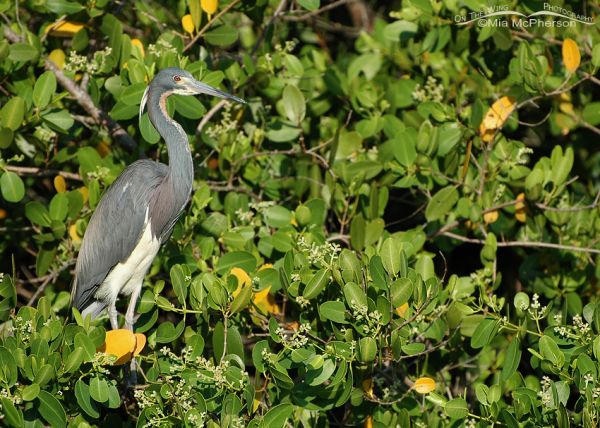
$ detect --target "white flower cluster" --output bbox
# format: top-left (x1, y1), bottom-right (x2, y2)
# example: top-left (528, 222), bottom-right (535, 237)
top-left (147, 39), bottom-right (178, 56)
top-left (538, 376), bottom-right (553, 407)
top-left (205, 103), bottom-right (243, 139)
top-left (276, 323), bottom-right (312, 349)
top-left (412, 76), bottom-right (444, 103)
top-left (235, 208), bottom-right (254, 223)
top-left (64, 47), bottom-right (113, 75)
top-left (350, 301), bottom-right (382, 335)
top-left (297, 236), bottom-right (341, 268)
top-left (554, 313), bottom-right (592, 343)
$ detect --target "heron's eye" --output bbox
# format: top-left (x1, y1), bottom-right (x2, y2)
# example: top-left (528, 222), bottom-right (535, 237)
top-left (173, 75), bottom-right (182, 82)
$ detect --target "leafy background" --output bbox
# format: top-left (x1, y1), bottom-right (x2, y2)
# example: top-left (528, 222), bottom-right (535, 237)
top-left (0, 0), bottom-right (600, 426)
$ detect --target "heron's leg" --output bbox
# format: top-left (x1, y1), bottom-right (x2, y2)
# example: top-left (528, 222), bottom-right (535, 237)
top-left (124, 284), bottom-right (142, 331)
top-left (108, 302), bottom-right (119, 330)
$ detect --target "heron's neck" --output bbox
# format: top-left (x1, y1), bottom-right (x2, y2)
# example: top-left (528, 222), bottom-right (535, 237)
top-left (147, 90), bottom-right (194, 209)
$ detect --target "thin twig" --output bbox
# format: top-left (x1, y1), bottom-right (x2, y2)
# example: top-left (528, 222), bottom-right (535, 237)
top-left (442, 231), bottom-right (600, 255)
top-left (251, 0), bottom-right (288, 55)
top-left (283, 0), bottom-right (355, 21)
top-left (196, 100), bottom-right (227, 134)
top-left (26, 260), bottom-right (75, 306)
top-left (5, 165), bottom-right (82, 181)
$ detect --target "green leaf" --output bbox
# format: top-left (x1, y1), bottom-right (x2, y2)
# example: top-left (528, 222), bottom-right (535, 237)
top-left (297, 0), bottom-right (319, 11)
top-left (539, 335), bottom-right (565, 368)
top-left (583, 102), bottom-right (600, 126)
top-left (21, 383), bottom-right (40, 401)
top-left (90, 376), bottom-right (109, 403)
top-left (0, 127), bottom-right (13, 149)
top-left (139, 112), bottom-right (160, 144)
top-left (343, 282), bottom-right (367, 308)
top-left (33, 71), bottom-right (57, 109)
top-left (391, 130), bottom-right (417, 166)
top-left (444, 397), bottom-right (468, 419)
top-left (470, 318), bottom-right (499, 349)
top-left (188, 0), bottom-right (201, 28)
top-left (49, 193), bottom-right (69, 221)
top-left (261, 403), bottom-right (293, 428)
top-left (46, 0), bottom-right (85, 14)
top-left (264, 206), bottom-right (293, 228)
top-left (319, 301), bottom-right (348, 323)
top-left (381, 237), bottom-right (402, 275)
top-left (0, 397), bottom-right (23, 428)
top-left (425, 186), bottom-right (459, 221)
top-left (303, 269), bottom-right (329, 299)
top-left (75, 332), bottom-right (97, 362)
top-left (282, 85), bottom-right (305, 125)
top-left (216, 251), bottom-right (257, 274)
top-left (37, 390), bottom-right (67, 428)
top-left (75, 379), bottom-right (100, 418)
top-left (358, 337), bottom-right (377, 362)
top-left (156, 320), bottom-right (185, 343)
top-left (170, 264), bottom-right (189, 305)
top-left (110, 101), bottom-right (138, 120)
top-left (265, 120), bottom-right (301, 142)
top-left (25, 201), bottom-right (51, 227)
top-left (501, 338), bottom-right (521, 381)
top-left (0, 97), bottom-right (25, 130)
top-left (391, 278), bottom-right (413, 307)
top-left (0, 172), bottom-right (25, 203)
top-left (8, 43), bottom-right (38, 62)
top-left (205, 25), bottom-right (239, 46)
top-left (42, 110), bottom-right (74, 132)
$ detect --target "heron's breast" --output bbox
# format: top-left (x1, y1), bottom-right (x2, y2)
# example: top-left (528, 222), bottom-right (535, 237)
top-left (96, 217), bottom-right (161, 301)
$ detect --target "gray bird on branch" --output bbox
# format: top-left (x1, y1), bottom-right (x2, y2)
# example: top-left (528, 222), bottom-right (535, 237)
top-left (71, 67), bottom-right (244, 330)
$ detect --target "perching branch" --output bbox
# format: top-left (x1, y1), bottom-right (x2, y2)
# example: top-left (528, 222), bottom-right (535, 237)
top-left (44, 60), bottom-right (138, 153)
top-left (5, 165), bottom-right (82, 181)
top-left (442, 231), bottom-right (600, 255)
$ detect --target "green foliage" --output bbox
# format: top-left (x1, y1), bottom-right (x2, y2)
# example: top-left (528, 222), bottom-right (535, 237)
top-left (0, 0), bottom-right (599, 427)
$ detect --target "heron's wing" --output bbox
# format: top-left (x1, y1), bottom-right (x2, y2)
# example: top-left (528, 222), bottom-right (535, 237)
top-left (72, 159), bottom-right (168, 311)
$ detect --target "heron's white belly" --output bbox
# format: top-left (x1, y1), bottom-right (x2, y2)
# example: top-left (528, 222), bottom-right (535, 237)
top-left (95, 220), bottom-right (160, 303)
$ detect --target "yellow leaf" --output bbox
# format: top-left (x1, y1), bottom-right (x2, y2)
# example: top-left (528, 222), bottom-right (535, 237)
top-left (362, 378), bottom-right (374, 398)
top-left (96, 141), bottom-right (110, 157)
top-left (395, 303), bottom-right (409, 318)
top-left (97, 329), bottom-right (136, 365)
top-left (413, 377), bottom-right (436, 394)
top-left (69, 224), bottom-right (81, 243)
top-left (562, 38), bottom-right (580, 73)
top-left (290, 217), bottom-right (298, 227)
top-left (181, 14), bottom-right (195, 35)
top-left (253, 286), bottom-right (280, 315)
top-left (47, 21), bottom-right (85, 37)
top-left (78, 186), bottom-right (89, 204)
top-left (201, 0), bottom-right (218, 16)
top-left (515, 193), bottom-right (527, 223)
top-left (364, 415), bottom-right (373, 428)
top-left (53, 175), bottom-right (66, 193)
top-left (0, 208), bottom-right (7, 220)
top-left (133, 333), bottom-right (146, 356)
top-left (258, 263), bottom-right (273, 271)
top-left (48, 49), bottom-right (66, 70)
top-left (231, 267), bottom-right (251, 298)
top-left (131, 38), bottom-right (145, 57)
top-left (479, 96), bottom-right (517, 143)
top-left (483, 210), bottom-right (499, 224)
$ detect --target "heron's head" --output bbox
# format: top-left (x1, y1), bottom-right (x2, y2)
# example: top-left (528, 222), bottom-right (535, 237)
top-left (140, 67), bottom-right (245, 120)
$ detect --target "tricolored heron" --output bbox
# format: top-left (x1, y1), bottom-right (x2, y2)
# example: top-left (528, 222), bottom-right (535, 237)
top-left (71, 67), bottom-right (244, 330)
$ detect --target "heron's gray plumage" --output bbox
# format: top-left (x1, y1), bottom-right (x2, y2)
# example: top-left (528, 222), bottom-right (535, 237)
top-left (72, 159), bottom-right (168, 312)
top-left (71, 67), bottom-right (244, 329)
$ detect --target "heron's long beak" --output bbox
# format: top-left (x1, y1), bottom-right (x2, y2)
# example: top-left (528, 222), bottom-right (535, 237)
top-left (187, 79), bottom-right (246, 104)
